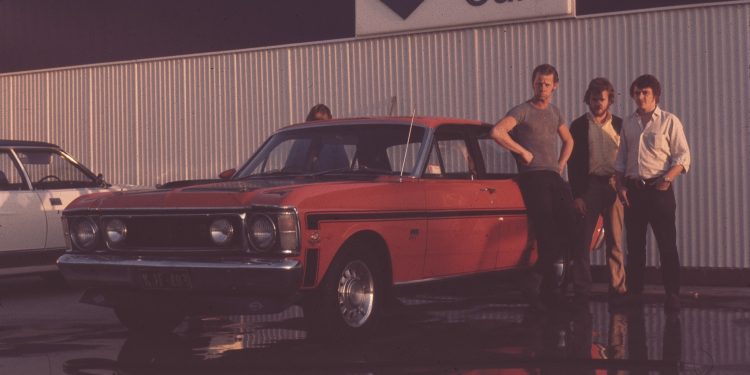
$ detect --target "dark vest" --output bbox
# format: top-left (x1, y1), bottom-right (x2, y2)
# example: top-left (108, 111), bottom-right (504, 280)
top-left (567, 114), bottom-right (622, 198)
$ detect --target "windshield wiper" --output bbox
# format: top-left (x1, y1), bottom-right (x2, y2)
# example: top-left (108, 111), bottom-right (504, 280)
top-left (307, 166), bottom-right (394, 177)
top-left (236, 169), bottom-right (302, 180)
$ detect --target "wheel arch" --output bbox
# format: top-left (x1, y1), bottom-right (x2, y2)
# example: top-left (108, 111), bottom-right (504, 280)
top-left (322, 230), bottom-right (393, 288)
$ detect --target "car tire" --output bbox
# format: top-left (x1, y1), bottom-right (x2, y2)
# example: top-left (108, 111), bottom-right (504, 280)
top-left (304, 245), bottom-right (386, 337)
top-left (114, 305), bottom-right (185, 333)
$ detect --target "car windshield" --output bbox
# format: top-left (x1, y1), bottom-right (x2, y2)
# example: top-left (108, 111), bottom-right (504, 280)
top-left (15, 149), bottom-right (99, 189)
top-left (235, 124), bottom-right (427, 179)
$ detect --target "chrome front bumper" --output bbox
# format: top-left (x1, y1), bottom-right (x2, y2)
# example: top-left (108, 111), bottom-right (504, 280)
top-left (57, 253), bottom-right (302, 294)
top-left (58, 253), bottom-right (304, 314)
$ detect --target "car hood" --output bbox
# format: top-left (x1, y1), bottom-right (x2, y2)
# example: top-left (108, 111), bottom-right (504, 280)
top-left (66, 176), bottom-right (392, 211)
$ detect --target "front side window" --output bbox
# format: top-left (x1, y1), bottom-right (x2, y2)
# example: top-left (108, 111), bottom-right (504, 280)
top-left (423, 126), bottom-right (475, 179)
top-left (0, 151), bottom-right (28, 191)
top-left (235, 124), bottom-right (427, 178)
top-left (15, 149), bottom-right (98, 189)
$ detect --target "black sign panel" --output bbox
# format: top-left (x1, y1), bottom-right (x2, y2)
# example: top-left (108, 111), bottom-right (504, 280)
top-left (578, 0), bottom-right (733, 15)
top-left (0, 0), bottom-right (354, 74)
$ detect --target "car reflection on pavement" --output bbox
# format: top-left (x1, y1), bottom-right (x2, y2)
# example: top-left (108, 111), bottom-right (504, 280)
top-left (60, 292), bottom-right (698, 375)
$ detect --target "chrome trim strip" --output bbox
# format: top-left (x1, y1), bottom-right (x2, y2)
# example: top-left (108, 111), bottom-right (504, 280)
top-left (65, 206), bottom-right (298, 214)
top-left (393, 267), bottom-right (528, 287)
top-left (64, 207), bottom-right (250, 214)
top-left (57, 253), bottom-right (301, 270)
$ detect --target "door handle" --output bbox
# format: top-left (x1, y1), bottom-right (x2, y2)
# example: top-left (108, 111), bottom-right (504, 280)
top-left (480, 187), bottom-right (496, 194)
top-left (50, 197), bottom-right (63, 206)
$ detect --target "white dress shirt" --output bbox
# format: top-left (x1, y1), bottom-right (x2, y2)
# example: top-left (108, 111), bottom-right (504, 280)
top-left (614, 106), bottom-right (691, 179)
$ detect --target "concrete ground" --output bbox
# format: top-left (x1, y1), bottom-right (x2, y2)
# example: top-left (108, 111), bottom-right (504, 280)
top-left (1, 275), bottom-right (749, 374)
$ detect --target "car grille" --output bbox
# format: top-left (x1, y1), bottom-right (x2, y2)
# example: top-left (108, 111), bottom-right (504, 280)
top-left (103, 213), bottom-right (246, 252)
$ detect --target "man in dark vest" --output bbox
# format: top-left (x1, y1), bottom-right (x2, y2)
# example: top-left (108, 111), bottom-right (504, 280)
top-left (567, 77), bottom-right (625, 305)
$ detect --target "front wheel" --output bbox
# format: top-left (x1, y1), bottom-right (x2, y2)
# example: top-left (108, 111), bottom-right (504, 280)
top-left (114, 305), bottom-right (185, 333)
top-left (304, 247), bottom-right (386, 336)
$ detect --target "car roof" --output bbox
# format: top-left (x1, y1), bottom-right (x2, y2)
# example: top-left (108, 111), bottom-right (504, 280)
top-left (279, 116), bottom-right (487, 131)
top-left (0, 139), bottom-right (61, 148)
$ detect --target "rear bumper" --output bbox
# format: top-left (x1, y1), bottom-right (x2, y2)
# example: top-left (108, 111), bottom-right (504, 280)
top-left (57, 253), bottom-right (303, 314)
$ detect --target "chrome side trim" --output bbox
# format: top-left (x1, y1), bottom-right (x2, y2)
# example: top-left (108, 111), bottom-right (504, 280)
top-left (57, 253), bottom-right (301, 270)
top-left (393, 267), bottom-right (528, 287)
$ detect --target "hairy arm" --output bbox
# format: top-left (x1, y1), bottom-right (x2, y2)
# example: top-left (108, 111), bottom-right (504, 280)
top-left (491, 116), bottom-right (533, 165)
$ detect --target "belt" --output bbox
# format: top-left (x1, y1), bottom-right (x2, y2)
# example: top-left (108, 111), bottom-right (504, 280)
top-left (626, 177), bottom-right (660, 190)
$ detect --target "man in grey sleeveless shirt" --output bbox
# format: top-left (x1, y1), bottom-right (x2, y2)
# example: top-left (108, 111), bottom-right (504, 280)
top-left (491, 64), bottom-right (578, 310)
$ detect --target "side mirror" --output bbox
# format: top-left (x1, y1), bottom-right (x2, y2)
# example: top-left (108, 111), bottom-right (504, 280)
top-left (95, 173), bottom-right (110, 187)
top-left (219, 168), bottom-right (236, 180)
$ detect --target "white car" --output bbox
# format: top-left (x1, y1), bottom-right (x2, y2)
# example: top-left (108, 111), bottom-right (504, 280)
top-left (0, 140), bottom-right (127, 278)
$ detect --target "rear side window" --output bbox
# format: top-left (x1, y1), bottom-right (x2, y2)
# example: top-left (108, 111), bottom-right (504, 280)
top-left (477, 129), bottom-right (518, 177)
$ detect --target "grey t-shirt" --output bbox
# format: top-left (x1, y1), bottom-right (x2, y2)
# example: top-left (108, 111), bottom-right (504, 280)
top-left (507, 101), bottom-right (564, 174)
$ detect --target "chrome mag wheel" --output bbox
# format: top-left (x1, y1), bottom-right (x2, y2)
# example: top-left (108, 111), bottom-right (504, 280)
top-left (336, 259), bottom-right (375, 328)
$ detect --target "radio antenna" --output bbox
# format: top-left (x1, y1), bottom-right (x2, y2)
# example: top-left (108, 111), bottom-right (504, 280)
top-left (399, 107), bottom-right (416, 178)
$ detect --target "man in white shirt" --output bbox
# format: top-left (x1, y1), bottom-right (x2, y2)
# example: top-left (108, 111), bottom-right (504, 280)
top-left (614, 74), bottom-right (691, 313)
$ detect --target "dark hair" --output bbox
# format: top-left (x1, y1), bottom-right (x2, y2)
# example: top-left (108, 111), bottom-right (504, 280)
top-left (629, 74), bottom-right (661, 101)
top-left (584, 77), bottom-right (616, 104)
top-left (531, 64), bottom-right (559, 83)
top-left (306, 104), bottom-right (332, 121)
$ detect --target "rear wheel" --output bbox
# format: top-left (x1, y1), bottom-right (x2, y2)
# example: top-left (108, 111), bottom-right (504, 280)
top-left (114, 305), bottom-right (185, 333)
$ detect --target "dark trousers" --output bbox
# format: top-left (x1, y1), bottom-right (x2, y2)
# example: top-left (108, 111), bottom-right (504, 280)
top-left (624, 183), bottom-right (681, 297)
top-left (518, 171), bottom-right (577, 298)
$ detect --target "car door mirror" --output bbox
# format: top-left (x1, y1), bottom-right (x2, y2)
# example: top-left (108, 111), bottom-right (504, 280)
top-left (95, 173), bottom-right (110, 187)
top-left (219, 168), bottom-right (236, 180)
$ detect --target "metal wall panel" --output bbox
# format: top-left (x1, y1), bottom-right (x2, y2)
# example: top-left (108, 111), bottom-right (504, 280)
top-left (0, 3), bottom-right (747, 268)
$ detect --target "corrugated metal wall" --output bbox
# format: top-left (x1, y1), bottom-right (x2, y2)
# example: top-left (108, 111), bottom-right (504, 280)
top-left (0, 3), bottom-right (748, 268)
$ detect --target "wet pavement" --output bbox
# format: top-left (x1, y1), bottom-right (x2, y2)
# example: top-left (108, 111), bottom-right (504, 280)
top-left (1, 276), bottom-right (749, 374)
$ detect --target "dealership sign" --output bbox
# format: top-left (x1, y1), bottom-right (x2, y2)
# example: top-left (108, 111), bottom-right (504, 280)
top-left (356, 0), bottom-right (573, 36)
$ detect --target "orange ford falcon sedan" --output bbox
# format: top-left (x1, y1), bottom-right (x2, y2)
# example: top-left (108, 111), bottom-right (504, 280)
top-left (57, 117), bottom-right (601, 335)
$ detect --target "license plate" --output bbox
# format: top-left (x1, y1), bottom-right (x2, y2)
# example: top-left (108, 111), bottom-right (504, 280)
top-left (138, 270), bottom-right (192, 290)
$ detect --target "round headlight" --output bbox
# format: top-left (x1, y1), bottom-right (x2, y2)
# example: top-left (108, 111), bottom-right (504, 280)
top-left (209, 218), bottom-right (235, 246)
top-left (248, 214), bottom-right (276, 251)
top-left (104, 218), bottom-right (128, 245)
top-left (72, 218), bottom-right (99, 250)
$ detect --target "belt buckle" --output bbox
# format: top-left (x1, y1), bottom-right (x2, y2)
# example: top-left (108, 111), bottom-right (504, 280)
top-left (637, 179), bottom-right (647, 188)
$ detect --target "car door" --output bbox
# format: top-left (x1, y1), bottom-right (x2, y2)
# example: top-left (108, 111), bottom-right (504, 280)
top-left (422, 126), bottom-right (505, 277)
top-left (475, 128), bottom-right (534, 270)
top-left (0, 150), bottom-right (47, 252)
top-left (15, 148), bottom-right (107, 250)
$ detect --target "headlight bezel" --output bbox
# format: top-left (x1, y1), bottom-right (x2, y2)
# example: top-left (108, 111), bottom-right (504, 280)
top-left (246, 208), bottom-right (300, 255)
top-left (209, 217), bottom-right (236, 246)
top-left (103, 218), bottom-right (128, 246)
top-left (247, 213), bottom-right (277, 251)
top-left (69, 217), bottom-right (100, 251)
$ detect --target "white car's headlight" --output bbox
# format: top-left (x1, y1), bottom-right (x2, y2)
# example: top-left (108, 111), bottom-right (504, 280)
top-left (104, 218), bottom-right (128, 245)
top-left (248, 214), bottom-right (276, 251)
top-left (71, 218), bottom-right (99, 250)
top-left (209, 218), bottom-right (235, 246)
